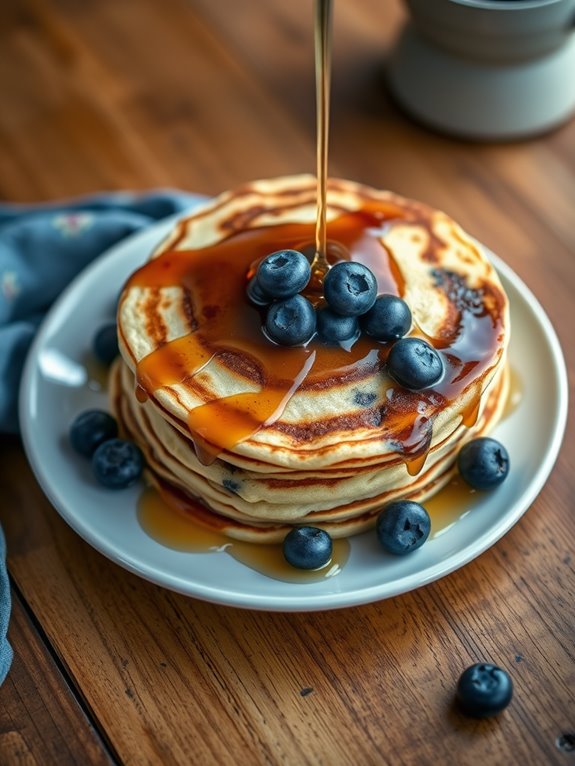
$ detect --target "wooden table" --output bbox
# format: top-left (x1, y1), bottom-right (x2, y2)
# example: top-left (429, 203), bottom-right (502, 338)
top-left (1, 1), bottom-right (573, 763)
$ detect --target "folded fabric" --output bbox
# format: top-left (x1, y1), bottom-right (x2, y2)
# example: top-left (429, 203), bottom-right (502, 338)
top-left (0, 189), bottom-right (207, 685)
top-left (0, 525), bottom-right (12, 686)
top-left (0, 190), bottom-right (207, 433)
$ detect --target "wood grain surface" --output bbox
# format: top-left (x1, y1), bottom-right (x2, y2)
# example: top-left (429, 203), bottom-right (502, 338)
top-left (0, 0), bottom-right (574, 764)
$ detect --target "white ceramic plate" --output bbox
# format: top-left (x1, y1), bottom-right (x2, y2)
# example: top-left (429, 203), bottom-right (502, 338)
top-left (20, 210), bottom-right (568, 611)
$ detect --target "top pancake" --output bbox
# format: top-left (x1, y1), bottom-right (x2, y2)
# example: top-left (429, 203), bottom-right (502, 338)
top-left (117, 174), bottom-right (509, 472)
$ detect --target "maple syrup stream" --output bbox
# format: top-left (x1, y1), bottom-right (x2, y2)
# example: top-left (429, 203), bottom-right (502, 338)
top-left (312, 0), bottom-right (332, 280)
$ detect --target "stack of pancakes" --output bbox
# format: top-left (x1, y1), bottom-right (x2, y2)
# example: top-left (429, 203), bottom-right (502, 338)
top-left (112, 175), bottom-right (510, 542)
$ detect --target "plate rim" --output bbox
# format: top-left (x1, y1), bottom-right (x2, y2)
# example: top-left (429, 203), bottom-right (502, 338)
top-left (19, 217), bottom-right (569, 611)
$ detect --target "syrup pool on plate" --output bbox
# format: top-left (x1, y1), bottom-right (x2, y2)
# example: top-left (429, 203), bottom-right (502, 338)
top-left (136, 472), bottom-right (505, 583)
top-left (137, 486), bottom-right (350, 584)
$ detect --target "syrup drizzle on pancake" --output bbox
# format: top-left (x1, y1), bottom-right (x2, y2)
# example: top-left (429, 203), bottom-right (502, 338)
top-left (122, 206), bottom-right (505, 474)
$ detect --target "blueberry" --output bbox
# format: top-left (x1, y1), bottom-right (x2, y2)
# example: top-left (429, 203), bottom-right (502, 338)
top-left (316, 307), bottom-right (359, 345)
top-left (376, 500), bottom-right (431, 555)
top-left (69, 410), bottom-right (118, 458)
top-left (361, 295), bottom-right (412, 341)
top-left (223, 478), bottom-right (241, 494)
top-left (256, 249), bottom-right (311, 299)
top-left (458, 437), bottom-right (510, 490)
top-left (265, 294), bottom-right (316, 346)
top-left (246, 277), bottom-right (271, 307)
top-left (283, 527), bottom-right (333, 570)
top-left (93, 322), bottom-right (119, 365)
top-left (456, 663), bottom-right (513, 718)
top-left (92, 438), bottom-right (144, 489)
top-left (323, 262), bottom-right (377, 316)
top-left (387, 337), bottom-right (443, 390)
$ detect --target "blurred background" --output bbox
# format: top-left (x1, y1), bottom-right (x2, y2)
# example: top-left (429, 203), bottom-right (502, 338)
top-left (0, 0), bottom-right (573, 264)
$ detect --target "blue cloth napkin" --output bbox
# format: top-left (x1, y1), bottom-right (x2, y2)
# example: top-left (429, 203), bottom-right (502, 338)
top-left (0, 525), bottom-right (12, 686)
top-left (0, 189), bottom-right (206, 685)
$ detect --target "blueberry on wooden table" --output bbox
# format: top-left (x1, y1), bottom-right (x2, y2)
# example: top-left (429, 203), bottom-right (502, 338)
top-left (256, 249), bottom-right (311, 299)
top-left (387, 337), bottom-right (443, 391)
top-left (265, 294), bottom-right (316, 346)
top-left (458, 437), bottom-right (510, 490)
top-left (456, 663), bottom-right (513, 718)
top-left (93, 322), bottom-right (119, 365)
top-left (69, 410), bottom-right (118, 458)
top-left (323, 261), bottom-right (378, 316)
top-left (92, 438), bottom-right (144, 489)
top-left (283, 527), bottom-right (333, 570)
top-left (376, 500), bottom-right (431, 555)
top-left (361, 294), bottom-right (412, 341)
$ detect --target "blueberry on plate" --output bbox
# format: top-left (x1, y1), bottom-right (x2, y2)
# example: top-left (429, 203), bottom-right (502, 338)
top-left (265, 294), bottom-right (316, 346)
top-left (456, 663), bottom-right (513, 718)
top-left (316, 306), bottom-right (359, 345)
top-left (361, 295), bottom-right (412, 342)
top-left (283, 526), bottom-right (333, 570)
top-left (93, 322), bottom-right (119, 366)
top-left (256, 249), bottom-right (311, 299)
top-left (387, 337), bottom-right (443, 390)
top-left (92, 438), bottom-right (144, 489)
top-left (458, 437), bottom-right (510, 490)
top-left (323, 262), bottom-right (377, 317)
top-left (376, 500), bottom-right (431, 555)
top-left (69, 410), bottom-right (118, 458)
top-left (246, 276), bottom-right (271, 306)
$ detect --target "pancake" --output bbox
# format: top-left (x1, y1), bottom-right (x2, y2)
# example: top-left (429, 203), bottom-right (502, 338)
top-left (114, 175), bottom-right (510, 541)
top-left (111, 358), bottom-right (508, 542)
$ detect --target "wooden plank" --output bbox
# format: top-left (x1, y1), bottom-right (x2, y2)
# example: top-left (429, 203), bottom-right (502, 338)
top-left (0, 582), bottom-right (116, 766)
top-left (0, 0), bottom-right (315, 199)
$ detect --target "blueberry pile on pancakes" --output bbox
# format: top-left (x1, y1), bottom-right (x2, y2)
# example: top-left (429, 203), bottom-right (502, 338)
top-left (112, 175), bottom-right (510, 542)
